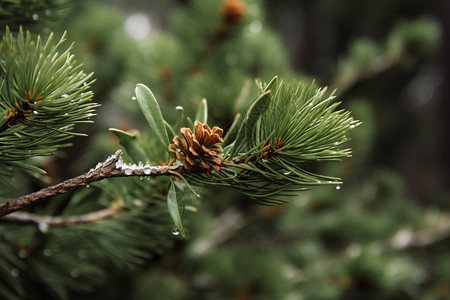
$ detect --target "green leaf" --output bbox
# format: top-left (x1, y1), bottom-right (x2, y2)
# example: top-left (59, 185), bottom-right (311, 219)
top-left (167, 179), bottom-right (186, 238)
top-left (230, 76), bottom-right (278, 157)
top-left (135, 83), bottom-right (170, 149)
top-left (164, 120), bottom-right (177, 140)
top-left (223, 113), bottom-right (241, 144)
top-left (195, 98), bottom-right (208, 124)
top-left (174, 179), bottom-right (201, 207)
top-left (109, 128), bottom-right (148, 163)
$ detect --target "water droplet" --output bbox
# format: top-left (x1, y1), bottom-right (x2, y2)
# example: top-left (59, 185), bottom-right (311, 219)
top-left (61, 94), bottom-right (69, 98)
top-left (176, 106), bottom-right (183, 110)
top-left (116, 159), bottom-right (124, 169)
top-left (171, 226), bottom-right (180, 236)
top-left (33, 110), bottom-right (38, 114)
top-left (139, 176), bottom-right (143, 181)
top-left (32, 13), bottom-right (39, 20)
top-left (86, 184), bottom-right (90, 188)
top-left (350, 124), bottom-right (356, 129)
top-left (144, 168), bottom-right (151, 175)
top-left (138, 161), bottom-right (143, 168)
top-left (336, 185), bottom-right (341, 190)
top-left (283, 171), bottom-right (291, 175)
top-left (38, 223), bottom-right (49, 233)
top-left (104, 155), bottom-right (114, 164)
top-left (124, 168), bottom-right (132, 175)
top-left (18, 249), bottom-right (27, 259)
top-left (131, 96), bottom-right (136, 101)
top-left (10, 268), bottom-right (19, 277)
top-left (70, 269), bottom-right (80, 278)
top-left (43, 248), bottom-right (52, 257)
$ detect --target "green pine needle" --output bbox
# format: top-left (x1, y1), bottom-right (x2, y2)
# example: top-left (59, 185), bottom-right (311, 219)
top-left (0, 27), bottom-right (99, 163)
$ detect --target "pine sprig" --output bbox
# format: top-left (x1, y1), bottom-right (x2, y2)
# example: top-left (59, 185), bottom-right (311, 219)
top-left (0, 27), bottom-right (98, 163)
top-left (0, 77), bottom-right (359, 226)
top-left (189, 78), bottom-right (360, 204)
top-left (259, 80), bottom-right (357, 163)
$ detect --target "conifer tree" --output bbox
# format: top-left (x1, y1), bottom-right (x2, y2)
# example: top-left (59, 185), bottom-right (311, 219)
top-left (0, 0), bottom-right (447, 299)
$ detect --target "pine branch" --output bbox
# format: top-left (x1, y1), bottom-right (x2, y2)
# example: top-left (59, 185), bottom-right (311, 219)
top-left (0, 150), bottom-right (183, 218)
top-left (0, 141), bottom-right (263, 219)
top-left (0, 78), bottom-right (360, 222)
top-left (0, 147), bottom-right (271, 221)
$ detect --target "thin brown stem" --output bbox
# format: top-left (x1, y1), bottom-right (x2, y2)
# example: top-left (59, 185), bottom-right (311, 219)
top-left (0, 150), bottom-right (183, 218)
top-left (0, 206), bottom-right (126, 228)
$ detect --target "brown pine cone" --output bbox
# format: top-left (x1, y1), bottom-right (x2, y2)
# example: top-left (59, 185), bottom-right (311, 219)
top-left (169, 121), bottom-right (224, 177)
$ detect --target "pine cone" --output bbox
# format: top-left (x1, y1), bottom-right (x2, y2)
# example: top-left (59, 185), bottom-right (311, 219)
top-left (169, 121), bottom-right (224, 177)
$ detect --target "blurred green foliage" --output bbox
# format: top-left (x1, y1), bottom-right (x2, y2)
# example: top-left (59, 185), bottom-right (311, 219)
top-left (0, 0), bottom-right (448, 299)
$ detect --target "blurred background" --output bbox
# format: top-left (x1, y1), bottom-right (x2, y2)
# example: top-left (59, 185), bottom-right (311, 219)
top-left (2, 0), bottom-right (450, 299)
